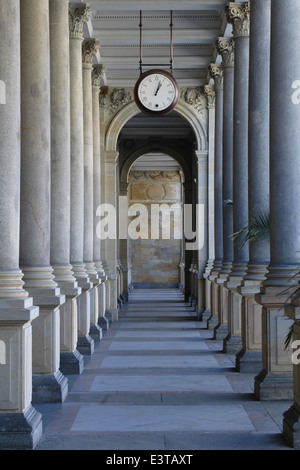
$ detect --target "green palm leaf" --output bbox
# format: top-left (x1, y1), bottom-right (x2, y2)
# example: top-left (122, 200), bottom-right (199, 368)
top-left (231, 210), bottom-right (270, 247)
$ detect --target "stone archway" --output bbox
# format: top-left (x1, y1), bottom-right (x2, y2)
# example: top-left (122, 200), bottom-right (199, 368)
top-left (105, 99), bottom-right (207, 154)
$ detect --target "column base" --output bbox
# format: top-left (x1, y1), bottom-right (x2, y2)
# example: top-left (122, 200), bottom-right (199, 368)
top-left (214, 324), bottom-right (228, 341)
top-left (60, 350), bottom-right (84, 375)
top-left (105, 308), bottom-right (118, 322)
top-left (235, 349), bottom-right (263, 373)
top-left (283, 403), bottom-right (300, 449)
top-left (32, 370), bottom-right (68, 404)
top-left (98, 315), bottom-right (110, 330)
top-left (197, 308), bottom-right (204, 320)
top-left (207, 315), bottom-right (219, 330)
top-left (89, 323), bottom-right (102, 342)
top-left (0, 405), bottom-right (42, 450)
top-left (223, 334), bottom-right (243, 354)
top-left (201, 309), bottom-right (211, 322)
top-left (254, 369), bottom-right (294, 400)
top-left (77, 334), bottom-right (94, 355)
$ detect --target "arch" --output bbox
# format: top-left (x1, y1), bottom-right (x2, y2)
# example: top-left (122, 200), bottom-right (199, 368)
top-left (120, 145), bottom-right (192, 185)
top-left (105, 99), bottom-right (207, 153)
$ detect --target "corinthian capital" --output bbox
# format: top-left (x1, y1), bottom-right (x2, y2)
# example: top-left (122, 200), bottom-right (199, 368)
top-left (226, 2), bottom-right (250, 37)
top-left (82, 38), bottom-right (99, 65)
top-left (217, 37), bottom-right (235, 65)
top-left (204, 85), bottom-right (215, 108)
top-left (69, 3), bottom-right (91, 38)
top-left (92, 64), bottom-right (106, 87)
top-left (209, 64), bottom-right (223, 89)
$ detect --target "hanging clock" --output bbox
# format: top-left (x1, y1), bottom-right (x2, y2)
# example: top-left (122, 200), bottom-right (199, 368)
top-left (134, 69), bottom-right (179, 117)
top-left (134, 11), bottom-right (179, 116)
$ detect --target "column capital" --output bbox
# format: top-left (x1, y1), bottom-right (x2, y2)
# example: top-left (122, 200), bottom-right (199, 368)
top-left (69, 3), bottom-right (90, 39)
top-left (204, 84), bottom-right (215, 108)
top-left (195, 150), bottom-right (208, 164)
top-left (209, 63), bottom-right (223, 89)
top-left (82, 38), bottom-right (99, 66)
top-left (92, 64), bottom-right (106, 88)
top-left (226, 2), bottom-right (250, 38)
top-left (105, 150), bottom-right (119, 164)
top-left (216, 37), bottom-right (235, 66)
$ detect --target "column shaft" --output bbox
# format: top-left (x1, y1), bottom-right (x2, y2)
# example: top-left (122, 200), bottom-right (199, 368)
top-left (0, 0), bottom-right (41, 449)
top-left (255, 0), bottom-right (300, 400)
top-left (49, 0), bottom-right (83, 376)
top-left (20, 0), bottom-right (66, 403)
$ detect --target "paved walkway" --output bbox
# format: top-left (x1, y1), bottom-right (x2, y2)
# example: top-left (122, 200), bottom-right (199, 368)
top-left (35, 289), bottom-right (293, 451)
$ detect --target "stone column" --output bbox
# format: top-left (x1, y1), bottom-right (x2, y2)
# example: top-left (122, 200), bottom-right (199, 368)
top-left (119, 183), bottom-right (130, 303)
top-left (49, 0), bottom-right (83, 376)
top-left (92, 64), bottom-right (109, 331)
top-left (69, 4), bottom-right (94, 355)
top-left (0, 0), bottom-right (42, 449)
top-left (215, 37), bottom-right (235, 341)
top-left (255, 0), bottom-right (300, 401)
top-left (183, 182), bottom-right (194, 301)
top-left (223, 2), bottom-right (250, 354)
top-left (196, 151), bottom-right (208, 316)
top-left (235, 0), bottom-right (271, 374)
top-left (215, 38), bottom-right (235, 341)
top-left (208, 64), bottom-right (223, 331)
top-left (82, 38), bottom-right (101, 343)
top-left (20, 0), bottom-right (67, 403)
top-left (104, 151), bottom-right (120, 322)
top-left (202, 85), bottom-right (215, 322)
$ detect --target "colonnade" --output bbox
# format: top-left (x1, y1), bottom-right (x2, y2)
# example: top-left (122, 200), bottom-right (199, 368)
top-left (1, 0), bottom-right (300, 451)
top-left (0, 0), bottom-right (124, 448)
top-left (204, 0), bottom-right (300, 448)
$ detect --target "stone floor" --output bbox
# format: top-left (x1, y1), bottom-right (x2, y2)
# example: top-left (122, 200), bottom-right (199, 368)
top-left (35, 288), bottom-right (294, 451)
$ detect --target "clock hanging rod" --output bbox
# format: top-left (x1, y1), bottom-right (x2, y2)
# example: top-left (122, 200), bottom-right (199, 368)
top-left (139, 10), bottom-right (174, 75)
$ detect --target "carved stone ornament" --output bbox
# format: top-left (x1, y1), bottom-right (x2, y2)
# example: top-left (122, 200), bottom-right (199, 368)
top-left (204, 85), bottom-right (215, 108)
top-left (226, 2), bottom-right (250, 38)
top-left (217, 37), bottom-right (235, 65)
top-left (108, 88), bottom-right (134, 114)
top-left (180, 87), bottom-right (207, 115)
top-left (209, 64), bottom-right (224, 89)
top-left (82, 38), bottom-right (99, 65)
top-left (99, 86), bottom-right (109, 106)
top-left (92, 64), bottom-right (106, 88)
top-left (69, 4), bottom-right (91, 38)
top-left (129, 170), bottom-right (181, 182)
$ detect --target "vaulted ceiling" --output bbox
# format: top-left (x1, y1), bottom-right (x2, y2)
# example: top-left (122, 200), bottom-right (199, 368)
top-left (78, 0), bottom-right (230, 88)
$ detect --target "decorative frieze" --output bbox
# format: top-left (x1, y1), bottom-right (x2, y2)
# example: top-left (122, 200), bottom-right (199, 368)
top-left (204, 84), bottom-right (215, 108)
top-left (209, 64), bottom-right (224, 89)
top-left (108, 87), bottom-right (134, 114)
top-left (129, 170), bottom-right (181, 182)
top-left (180, 87), bottom-right (207, 116)
top-left (69, 3), bottom-right (90, 38)
top-left (226, 2), bottom-right (250, 38)
top-left (217, 37), bottom-right (235, 65)
top-left (82, 38), bottom-right (99, 65)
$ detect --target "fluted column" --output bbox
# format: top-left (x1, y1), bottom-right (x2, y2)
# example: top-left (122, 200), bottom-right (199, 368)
top-left (208, 64), bottom-right (223, 330)
top-left (82, 38), bottom-right (101, 343)
top-left (0, 0), bottom-right (42, 449)
top-left (69, 4), bottom-right (94, 355)
top-left (49, 0), bottom-right (83, 376)
top-left (214, 37), bottom-right (235, 341)
top-left (223, 2), bottom-right (250, 354)
top-left (202, 85), bottom-right (215, 321)
top-left (236, 0), bottom-right (271, 374)
top-left (255, 0), bottom-right (300, 401)
top-left (119, 183), bottom-right (130, 303)
top-left (92, 64), bottom-right (109, 331)
top-left (20, 0), bottom-right (67, 403)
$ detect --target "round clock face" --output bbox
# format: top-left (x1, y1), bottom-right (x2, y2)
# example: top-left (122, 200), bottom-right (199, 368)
top-left (134, 69), bottom-right (179, 116)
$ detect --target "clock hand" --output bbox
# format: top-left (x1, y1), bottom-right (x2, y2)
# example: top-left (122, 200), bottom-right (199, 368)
top-left (154, 81), bottom-right (162, 96)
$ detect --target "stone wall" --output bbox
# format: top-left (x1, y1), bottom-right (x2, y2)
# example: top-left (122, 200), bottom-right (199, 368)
top-left (128, 170), bottom-right (183, 288)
